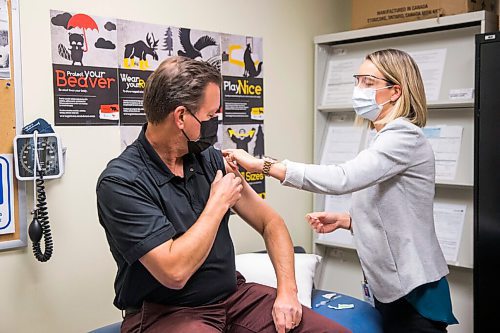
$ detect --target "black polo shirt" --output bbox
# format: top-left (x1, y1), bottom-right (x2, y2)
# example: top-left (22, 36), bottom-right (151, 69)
top-left (96, 124), bottom-right (236, 309)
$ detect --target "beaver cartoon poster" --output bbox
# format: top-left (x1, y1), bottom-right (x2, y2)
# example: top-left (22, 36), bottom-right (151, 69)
top-left (50, 10), bottom-right (119, 125)
top-left (51, 10), bottom-right (225, 126)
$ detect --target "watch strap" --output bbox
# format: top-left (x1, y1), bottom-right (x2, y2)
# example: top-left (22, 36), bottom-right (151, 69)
top-left (262, 158), bottom-right (276, 176)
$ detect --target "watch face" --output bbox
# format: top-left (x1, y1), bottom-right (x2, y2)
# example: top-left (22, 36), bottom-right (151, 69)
top-left (17, 136), bottom-right (60, 177)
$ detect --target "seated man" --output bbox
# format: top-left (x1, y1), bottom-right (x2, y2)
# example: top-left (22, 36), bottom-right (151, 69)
top-left (96, 56), bottom-right (350, 333)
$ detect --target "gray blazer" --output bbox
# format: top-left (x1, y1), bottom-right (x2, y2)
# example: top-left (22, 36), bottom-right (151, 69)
top-left (282, 117), bottom-right (448, 303)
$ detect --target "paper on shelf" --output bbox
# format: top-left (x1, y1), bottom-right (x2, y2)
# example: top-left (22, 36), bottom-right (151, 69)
top-left (317, 194), bottom-right (354, 247)
top-left (422, 125), bottom-right (463, 181)
top-left (408, 49), bottom-right (446, 102)
top-left (322, 58), bottom-right (361, 106)
top-left (433, 203), bottom-right (466, 264)
top-left (320, 126), bottom-right (363, 165)
top-left (317, 125), bottom-right (361, 248)
top-left (449, 88), bottom-right (474, 101)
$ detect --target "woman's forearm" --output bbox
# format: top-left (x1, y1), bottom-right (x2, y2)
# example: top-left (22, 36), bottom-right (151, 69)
top-left (267, 161), bottom-right (286, 182)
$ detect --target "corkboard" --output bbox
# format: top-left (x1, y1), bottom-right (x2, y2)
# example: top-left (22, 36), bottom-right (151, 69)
top-left (0, 0), bottom-right (26, 250)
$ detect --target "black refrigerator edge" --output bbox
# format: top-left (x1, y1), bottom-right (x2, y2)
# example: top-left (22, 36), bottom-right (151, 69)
top-left (474, 31), bottom-right (500, 333)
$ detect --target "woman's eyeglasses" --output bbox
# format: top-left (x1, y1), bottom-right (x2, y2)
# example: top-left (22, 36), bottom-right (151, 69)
top-left (353, 74), bottom-right (393, 88)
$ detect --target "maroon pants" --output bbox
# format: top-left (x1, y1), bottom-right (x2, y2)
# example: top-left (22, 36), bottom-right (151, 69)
top-left (121, 274), bottom-right (351, 333)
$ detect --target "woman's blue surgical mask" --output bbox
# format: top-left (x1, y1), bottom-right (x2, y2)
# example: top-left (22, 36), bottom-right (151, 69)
top-left (352, 86), bottom-right (392, 121)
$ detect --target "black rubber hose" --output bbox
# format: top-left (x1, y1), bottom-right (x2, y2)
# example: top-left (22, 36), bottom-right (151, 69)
top-left (29, 171), bottom-right (53, 262)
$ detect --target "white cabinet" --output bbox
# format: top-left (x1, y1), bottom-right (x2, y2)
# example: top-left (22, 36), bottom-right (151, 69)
top-left (312, 11), bottom-right (497, 269)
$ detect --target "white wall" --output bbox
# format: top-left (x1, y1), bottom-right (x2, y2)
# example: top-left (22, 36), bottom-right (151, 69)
top-left (0, 0), bottom-right (351, 331)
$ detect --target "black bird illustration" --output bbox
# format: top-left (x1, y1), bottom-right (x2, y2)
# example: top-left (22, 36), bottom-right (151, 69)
top-left (178, 28), bottom-right (217, 60)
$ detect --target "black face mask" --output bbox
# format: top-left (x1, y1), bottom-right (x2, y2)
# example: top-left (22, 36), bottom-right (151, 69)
top-left (182, 110), bottom-right (219, 154)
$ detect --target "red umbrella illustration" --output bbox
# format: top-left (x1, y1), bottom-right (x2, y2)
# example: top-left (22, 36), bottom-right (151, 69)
top-left (67, 14), bottom-right (98, 52)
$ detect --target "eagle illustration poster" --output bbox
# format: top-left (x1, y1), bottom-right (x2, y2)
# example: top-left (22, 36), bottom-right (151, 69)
top-left (118, 23), bottom-right (221, 71)
top-left (50, 10), bottom-right (119, 125)
top-left (117, 22), bottom-right (221, 125)
top-left (177, 27), bottom-right (221, 69)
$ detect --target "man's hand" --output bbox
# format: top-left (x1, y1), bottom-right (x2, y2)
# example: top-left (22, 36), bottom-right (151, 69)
top-left (210, 170), bottom-right (243, 209)
top-left (305, 211), bottom-right (351, 233)
top-left (272, 291), bottom-right (302, 333)
top-left (222, 149), bottom-right (263, 173)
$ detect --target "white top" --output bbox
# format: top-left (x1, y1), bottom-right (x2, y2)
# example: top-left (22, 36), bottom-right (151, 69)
top-left (282, 117), bottom-right (448, 303)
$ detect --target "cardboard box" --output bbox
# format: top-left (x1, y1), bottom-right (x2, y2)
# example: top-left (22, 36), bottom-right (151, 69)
top-left (352, 0), bottom-right (497, 29)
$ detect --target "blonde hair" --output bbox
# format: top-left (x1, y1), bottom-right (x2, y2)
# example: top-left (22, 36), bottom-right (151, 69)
top-left (361, 49), bottom-right (427, 128)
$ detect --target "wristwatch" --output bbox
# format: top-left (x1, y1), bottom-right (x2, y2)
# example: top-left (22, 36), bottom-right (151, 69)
top-left (262, 157), bottom-right (277, 176)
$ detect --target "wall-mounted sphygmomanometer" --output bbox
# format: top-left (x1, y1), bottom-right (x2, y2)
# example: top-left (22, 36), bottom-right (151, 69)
top-left (13, 119), bottom-right (64, 262)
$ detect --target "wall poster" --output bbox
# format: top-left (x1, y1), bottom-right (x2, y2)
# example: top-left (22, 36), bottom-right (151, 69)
top-left (50, 10), bottom-right (265, 197)
top-left (0, 0), bottom-right (11, 79)
top-left (50, 11), bottom-right (119, 125)
top-left (221, 33), bottom-right (264, 197)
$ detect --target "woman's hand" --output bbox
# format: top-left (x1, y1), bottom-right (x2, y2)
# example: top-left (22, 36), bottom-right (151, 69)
top-left (222, 149), bottom-right (263, 173)
top-left (305, 212), bottom-right (351, 233)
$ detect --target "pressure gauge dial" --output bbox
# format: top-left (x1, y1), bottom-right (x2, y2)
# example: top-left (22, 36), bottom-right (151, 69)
top-left (13, 133), bottom-right (64, 181)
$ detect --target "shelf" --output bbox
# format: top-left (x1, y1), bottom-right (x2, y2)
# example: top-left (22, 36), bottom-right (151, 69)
top-left (317, 105), bottom-right (352, 112)
top-left (435, 182), bottom-right (473, 189)
top-left (428, 102), bottom-right (474, 109)
top-left (312, 11), bottom-right (496, 271)
top-left (315, 239), bottom-right (472, 269)
top-left (315, 238), bottom-right (472, 269)
top-left (314, 239), bottom-right (356, 250)
top-left (314, 11), bottom-right (497, 45)
top-left (317, 101), bottom-right (474, 113)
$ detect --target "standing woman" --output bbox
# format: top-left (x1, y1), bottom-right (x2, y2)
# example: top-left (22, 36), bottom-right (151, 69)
top-left (223, 49), bottom-right (458, 333)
